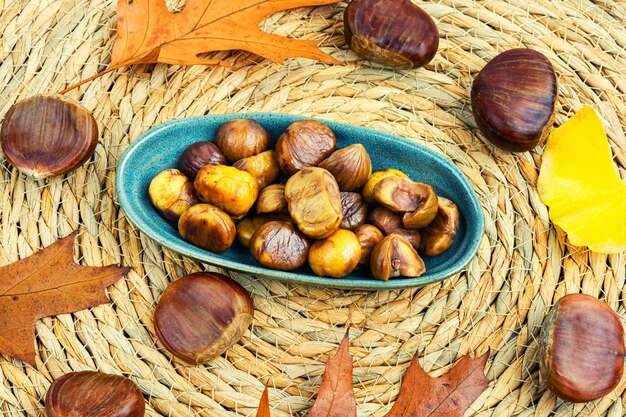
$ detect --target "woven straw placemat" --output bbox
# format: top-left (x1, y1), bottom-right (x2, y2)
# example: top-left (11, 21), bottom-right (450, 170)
top-left (1, 0), bottom-right (625, 416)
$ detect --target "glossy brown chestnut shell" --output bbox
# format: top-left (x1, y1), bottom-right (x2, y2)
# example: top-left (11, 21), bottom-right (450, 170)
top-left (275, 120), bottom-right (336, 175)
top-left (539, 294), bottom-right (625, 403)
top-left (340, 192), bottom-right (368, 231)
top-left (344, 0), bottom-right (439, 69)
top-left (46, 371), bottom-right (145, 417)
top-left (471, 48), bottom-right (558, 152)
top-left (1, 94), bottom-right (98, 178)
top-left (215, 119), bottom-right (269, 162)
top-left (178, 141), bottom-right (227, 179)
top-left (318, 144), bottom-right (372, 191)
top-left (154, 272), bottom-right (254, 364)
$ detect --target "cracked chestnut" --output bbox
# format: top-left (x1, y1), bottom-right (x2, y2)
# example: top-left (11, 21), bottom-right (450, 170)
top-left (419, 197), bottom-right (459, 256)
top-left (369, 207), bottom-right (421, 250)
top-left (46, 371), bottom-right (144, 417)
top-left (471, 48), bottom-right (558, 151)
top-left (344, 0), bottom-right (439, 69)
top-left (370, 234), bottom-right (425, 281)
top-left (539, 294), bottom-right (625, 403)
top-left (250, 221), bottom-right (310, 271)
top-left (154, 272), bottom-right (254, 364)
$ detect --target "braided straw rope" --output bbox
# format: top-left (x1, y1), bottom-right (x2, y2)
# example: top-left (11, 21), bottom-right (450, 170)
top-left (1, 0), bottom-right (625, 415)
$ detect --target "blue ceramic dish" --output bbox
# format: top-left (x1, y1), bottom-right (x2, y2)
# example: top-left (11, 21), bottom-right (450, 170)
top-left (117, 114), bottom-right (484, 290)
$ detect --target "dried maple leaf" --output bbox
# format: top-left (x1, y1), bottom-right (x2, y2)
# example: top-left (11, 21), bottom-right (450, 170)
top-left (385, 352), bottom-right (490, 417)
top-left (60, 0), bottom-right (341, 93)
top-left (0, 231), bottom-right (129, 366)
top-left (308, 331), bottom-right (357, 417)
top-left (256, 385), bottom-right (271, 417)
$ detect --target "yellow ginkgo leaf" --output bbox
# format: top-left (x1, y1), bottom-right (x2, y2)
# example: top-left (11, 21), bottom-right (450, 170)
top-left (538, 106), bottom-right (626, 254)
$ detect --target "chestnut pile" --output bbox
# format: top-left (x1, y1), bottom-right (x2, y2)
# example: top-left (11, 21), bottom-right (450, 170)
top-left (149, 119), bottom-right (460, 281)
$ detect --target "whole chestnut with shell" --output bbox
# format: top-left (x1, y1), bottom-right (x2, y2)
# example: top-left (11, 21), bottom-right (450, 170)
top-left (215, 119), bottom-right (270, 162)
top-left (178, 141), bottom-right (227, 179)
top-left (46, 371), bottom-right (145, 417)
top-left (154, 272), bottom-right (254, 364)
top-left (344, 0), bottom-right (439, 69)
top-left (275, 120), bottom-right (336, 175)
top-left (539, 294), bottom-right (625, 403)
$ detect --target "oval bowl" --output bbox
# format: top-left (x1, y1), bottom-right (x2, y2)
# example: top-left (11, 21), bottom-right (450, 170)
top-left (117, 113), bottom-right (484, 290)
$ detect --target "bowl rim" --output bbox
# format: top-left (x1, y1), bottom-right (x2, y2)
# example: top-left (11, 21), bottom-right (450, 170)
top-left (116, 113), bottom-right (484, 290)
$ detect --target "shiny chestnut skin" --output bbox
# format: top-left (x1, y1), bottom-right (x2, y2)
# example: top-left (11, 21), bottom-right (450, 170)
top-left (178, 204), bottom-right (236, 252)
top-left (369, 207), bottom-right (421, 250)
top-left (285, 167), bottom-right (343, 239)
top-left (308, 229), bottom-right (361, 278)
top-left (355, 224), bottom-right (384, 266)
top-left (256, 184), bottom-right (287, 214)
top-left (362, 168), bottom-right (408, 205)
top-left (539, 294), bottom-right (625, 403)
top-left (149, 169), bottom-right (198, 221)
top-left (370, 234), bottom-right (425, 281)
top-left (178, 141), bottom-right (227, 179)
top-left (340, 192), bottom-right (367, 231)
top-left (233, 150), bottom-right (280, 189)
top-left (237, 215), bottom-right (287, 248)
top-left (275, 120), bottom-right (336, 175)
top-left (215, 119), bottom-right (269, 162)
top-left (154, 273), bottom-right (254, 364)
top-left (46, 371), bottom-right (145, 417)
top-left (344, 0), bottom-right (439, 69)
top-left (250, 221), bottom-right (310, 271)
top-left (318, 144), bottom-right (372, 191)
top-left (419, 197), bottom-right (459, 256)
top-left (194, 164), bottom-right (259, 217)
top-left (471, 48), bottom-right (558, 151)
top-left (1, 94), bottom-right (98, 179)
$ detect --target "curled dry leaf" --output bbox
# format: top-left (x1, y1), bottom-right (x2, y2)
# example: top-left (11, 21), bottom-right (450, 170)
top-left (61, 0), bottom-right (341, 93)
top-left (538, 107), bottom-right (626, 253)
top-left (308, 331), bottom-right (357, 417)
top-left (0, 232), bottom-right (129, 366)
top-left (385, 352), bottom-right (490, 417)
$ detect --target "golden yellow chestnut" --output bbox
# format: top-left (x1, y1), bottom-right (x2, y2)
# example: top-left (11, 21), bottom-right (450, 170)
top-left (194, 164), bottom-right (258, 217)
top-left (362, 168), bottom-right (408, 205)
top-left (149, 169), bottom-right (198, 221)
top-left (308, 229), bottom-right (361, 278)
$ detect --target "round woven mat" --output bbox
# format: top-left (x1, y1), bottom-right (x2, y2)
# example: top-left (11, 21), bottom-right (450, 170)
top-left (1, 0), bottom-right (626, 416)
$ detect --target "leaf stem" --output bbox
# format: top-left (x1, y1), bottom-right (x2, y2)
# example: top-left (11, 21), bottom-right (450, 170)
top-left (58, 67), bottom-right (117, 95)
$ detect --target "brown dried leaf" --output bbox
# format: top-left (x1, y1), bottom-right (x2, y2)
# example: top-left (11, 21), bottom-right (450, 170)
top-left (385, 352), bottom-right (490, 417)
top-left (256, 386), bottom-right (271, 417)
top-left (61, 0), bottom-right (341, 93)
top-left (308, 331), bottom-right (356, 417)
top-left (0, 232), bottom-right (129, 366)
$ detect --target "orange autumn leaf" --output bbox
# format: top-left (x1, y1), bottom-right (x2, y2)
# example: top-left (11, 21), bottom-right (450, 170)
top-left (0, 232), bottom-right (129, 366)
top-left (385, 352), bottom-right (490, 417)
top-left (308, 331), bottom-right (357, 417)
top-left (61, 0), bottom-right (340, 93)
top-left (256, 386), bottom-right (271, 417)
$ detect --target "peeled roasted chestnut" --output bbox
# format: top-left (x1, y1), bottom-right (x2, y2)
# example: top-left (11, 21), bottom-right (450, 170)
top-left (46, 371), bottom-right (144, 417)
top-left (539, 294), bottom-right (625, 403)
top-left (178, 204), bottom-right (236, 252)
top-left (344, 0), bottom-right (439, 69)
top-left (233, 150), bottom-right (280, 189)
top-left (250, 221), bottom-right (310, 271)
top-left (355, 224), bottom-right (384, 266)
top-left (369, 207), bottom-right (421, 249)
top-left (419, 197), bottom-right (459, 256)
top-left (215, 119), bottom-right (269, 162)
top-left (237, 215), bottom-right (286, 248)
top-left (149, 169), bottom-right (198, 221)
top-left (362, 168), bottom-right (408, 205)
top-left (370, 234), bottom-right (426, 281)
top-left (308, 229), bottom-right (361, 278)
top-left (374, 176), bottom-right (438, 229)
top-left (318, 144), bottom-right (372, 191)
top-left (256, 184), bottom-right (287, 214)
top-left (275, 120), bottom-right (336, 175)
top-left (194, 164), bottom-right (259, 217)
top-left (178, 141), bottom-right (227, 179)
top-left (340, 192), bottom-right (367, 230)
top-left (285, 167), bottom-right (343, 239)
top-left (1, 94), bottom-right (98, 178)
top-left (154, 272), bottom-right (254, 364)
top-left (471, 48), bottom-right (558, 151)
